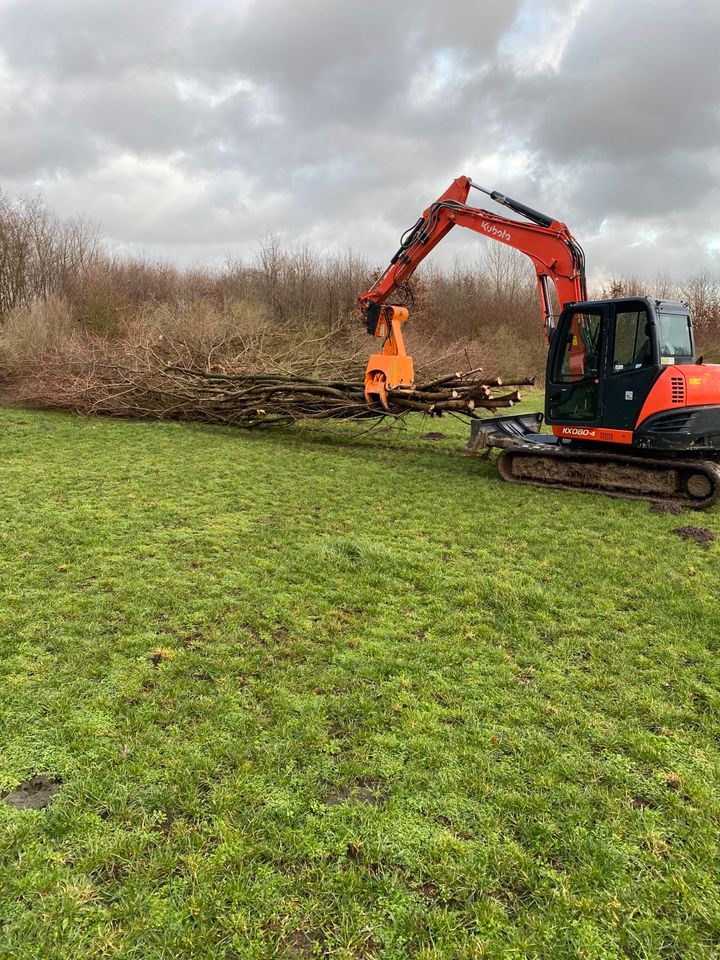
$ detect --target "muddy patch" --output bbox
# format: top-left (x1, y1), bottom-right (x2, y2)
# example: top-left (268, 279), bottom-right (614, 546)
top-left (91, 859), bottom-right (129, 884)
top-left (671, 525), bottom-right (715, 546)
top-left (420, 432), bottom-right (447, 441)
top-left (650, 501), bottom-right (684, 515)
top-left (152, 811), bottom-right (177, 835)
top-left (326, 777), bottom-right (384, 808)
top-left (283, 928), bottom-right (325, 958)
top-left (3, 776), bottom-right (62, 810)
top-left (434, 814), bottom-right (473, 840)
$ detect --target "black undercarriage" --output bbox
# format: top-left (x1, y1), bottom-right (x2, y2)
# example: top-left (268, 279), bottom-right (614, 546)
top-left (467, 412), bottom-right (720, 509)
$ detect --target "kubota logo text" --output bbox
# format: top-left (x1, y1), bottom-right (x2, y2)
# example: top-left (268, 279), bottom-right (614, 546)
top-left (561, 427), bottom-right (595, 436)
top-left (481, 222), bottom-right (512, 241)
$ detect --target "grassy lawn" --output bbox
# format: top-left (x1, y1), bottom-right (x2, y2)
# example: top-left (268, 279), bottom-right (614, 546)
top-left (1, 397), bottom-right (719, 959)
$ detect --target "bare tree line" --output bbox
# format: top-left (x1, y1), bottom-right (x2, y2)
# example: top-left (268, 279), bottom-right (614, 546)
top-left (0, 194), bottom-right (102, 315)
top-left (598, 271), bottom-right (720, 347)
top-left (1, 191), bottom-right (719, 391)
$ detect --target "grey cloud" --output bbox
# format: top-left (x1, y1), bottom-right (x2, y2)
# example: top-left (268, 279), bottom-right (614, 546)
top-left (74, 79), bottom-right (205, 155)
top-left (0, 0), bottom-right (193, 79)
top-left (503, 0), bottom-right (720, 268)
top-left (533, 0), bottom-right (720, 159)
top-left (0, 0), bottom-right (717, 280)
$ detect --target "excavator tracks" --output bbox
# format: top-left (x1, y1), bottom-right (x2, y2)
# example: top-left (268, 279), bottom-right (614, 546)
top-left (496, 445), bottom-right (720, 510)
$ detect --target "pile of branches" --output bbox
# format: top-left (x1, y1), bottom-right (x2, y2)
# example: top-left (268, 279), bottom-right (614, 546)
top-left (8, 324), bottom-right (534, 426)
top-left (103, 365), bottom-right (535, 427)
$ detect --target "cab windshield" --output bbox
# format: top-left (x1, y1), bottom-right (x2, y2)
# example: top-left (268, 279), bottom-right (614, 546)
top-left (657, 312), bottom-right (693, 359)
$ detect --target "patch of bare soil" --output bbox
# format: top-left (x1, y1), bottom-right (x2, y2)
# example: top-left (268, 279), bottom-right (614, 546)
top-left (326, 777), bottom-right (383, 807)
top-left (666, 772), bottom-right (682, 790)
top-left (3, 776), bottom-right (62, 809)
top-left (420, 432), bottom-right (447, 441)
top-left (650, 502), bottom-right (684, 515)
top-left (671, 525), bottom-right (715, 546)
top-left (283, 928), bottom-right (325, 958)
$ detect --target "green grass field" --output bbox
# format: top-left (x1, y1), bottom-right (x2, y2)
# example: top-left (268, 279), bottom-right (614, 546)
top-left (1, 398), bottom-right (719, 960)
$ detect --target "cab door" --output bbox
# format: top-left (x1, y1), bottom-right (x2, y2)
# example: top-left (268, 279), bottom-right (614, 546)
top-left (601, 300), bottom-right (659, 431)
top-left (546, 305), bottom-right (607, 427)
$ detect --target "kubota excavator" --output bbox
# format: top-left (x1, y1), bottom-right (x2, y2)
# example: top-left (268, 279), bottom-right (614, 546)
top-left (358, 175), bottom-right (720, 508)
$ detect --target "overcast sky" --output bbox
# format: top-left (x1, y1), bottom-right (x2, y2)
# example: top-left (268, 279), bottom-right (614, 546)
top-left (1, 0), bottom-right (718, 282)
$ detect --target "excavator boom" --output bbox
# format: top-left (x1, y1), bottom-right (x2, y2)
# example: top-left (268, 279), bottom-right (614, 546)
top-left (359, 175), bottom-right (587, 404)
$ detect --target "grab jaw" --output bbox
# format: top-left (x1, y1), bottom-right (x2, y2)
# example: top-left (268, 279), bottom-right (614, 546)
top-left (363, 305), bottom-right (414, 408)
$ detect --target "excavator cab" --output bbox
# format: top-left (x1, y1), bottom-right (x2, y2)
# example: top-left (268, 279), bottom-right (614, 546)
top-left (545, 297), bottom-right (696, 442)
top-left (475, 297), bottom-right (704, 447)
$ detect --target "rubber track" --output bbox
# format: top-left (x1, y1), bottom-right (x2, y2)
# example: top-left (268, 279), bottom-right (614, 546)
top-left (496, 445), bottom-right (720, 510)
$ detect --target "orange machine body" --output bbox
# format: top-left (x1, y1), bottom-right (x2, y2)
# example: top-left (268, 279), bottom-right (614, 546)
top-left (547, 364), bottom-right (720, 446)
top-left (636, 364), bottom-right (720, 424)
top-left (551, 424), bottom-right (634, 444)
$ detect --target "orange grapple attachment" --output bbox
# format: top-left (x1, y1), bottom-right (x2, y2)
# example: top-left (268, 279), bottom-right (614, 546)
top-left (364, 305), bottom-right (414, 408)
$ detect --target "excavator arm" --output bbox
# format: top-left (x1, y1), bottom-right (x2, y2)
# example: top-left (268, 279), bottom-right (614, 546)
top-left (359, 175), bottom-right (588, 405)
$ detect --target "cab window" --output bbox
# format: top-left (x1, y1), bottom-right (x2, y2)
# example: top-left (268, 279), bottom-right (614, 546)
top-left (657, 312), bottom-right (693, 359)
top-left (613, 306), bottom-right (652, 373)
top-left (553, 310), bottom-right (603, 383)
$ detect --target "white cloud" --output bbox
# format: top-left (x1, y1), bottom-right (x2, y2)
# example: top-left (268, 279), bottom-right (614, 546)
top-left (499, 0), bottom-right (590, 75)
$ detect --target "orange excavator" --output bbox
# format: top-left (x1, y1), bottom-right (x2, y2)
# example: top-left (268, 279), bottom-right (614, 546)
top-left (358, 175), bottom-right (720, 508)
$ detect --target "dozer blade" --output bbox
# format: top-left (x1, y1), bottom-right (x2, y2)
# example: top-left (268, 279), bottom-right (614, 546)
top-left (466, 412), bottom-right (545, 452)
